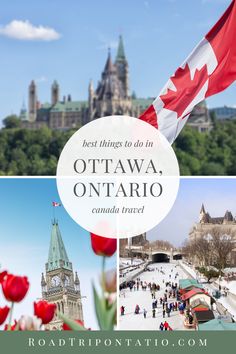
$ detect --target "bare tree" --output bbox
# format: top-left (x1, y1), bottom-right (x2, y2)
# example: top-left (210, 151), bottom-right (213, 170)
top-left (189, 236), bottom-right (212, 267)
top-left (208, 227), bottom-right (236, 274)
top-left (149, 240), bottom-right (174, 251)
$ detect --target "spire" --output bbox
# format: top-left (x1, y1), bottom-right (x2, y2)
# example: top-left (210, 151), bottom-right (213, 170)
top-left (104, 48), bottom-right (114, 73)
top-left (41, 273), bottom-right (46, 286)
top-left (200, 203), bottom-right (206, 214)
top-left (116, 35), bottom-right (126, 61)
top-left (47, 220), bottom-right (72, 271)
top-left (74, 272), bottom-right (80, 285)
top-left (89, 79), bottom-right (94, 93)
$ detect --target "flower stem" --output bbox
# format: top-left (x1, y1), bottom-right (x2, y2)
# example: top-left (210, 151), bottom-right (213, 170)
top-left (7, 302), bottom-right (14, 330)
top-left (101, 256), bottom-right (106, 295)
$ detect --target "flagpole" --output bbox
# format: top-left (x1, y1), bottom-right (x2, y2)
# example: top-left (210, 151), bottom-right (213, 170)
top-left (52, 203), bottom-right (55, 220)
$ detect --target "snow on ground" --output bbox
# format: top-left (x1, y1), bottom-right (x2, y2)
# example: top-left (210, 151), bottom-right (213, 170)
top-left (215, 278), bottom-right (236, 295)
top-left (119, 262), bottom-right (190, 330)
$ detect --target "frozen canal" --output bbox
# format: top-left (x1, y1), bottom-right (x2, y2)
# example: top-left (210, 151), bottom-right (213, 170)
top-left (119, 262), bottom-right (190, 330)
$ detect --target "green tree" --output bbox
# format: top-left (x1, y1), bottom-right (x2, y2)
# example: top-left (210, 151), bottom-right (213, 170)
top-left (3, 115), bottom-right (20, 129)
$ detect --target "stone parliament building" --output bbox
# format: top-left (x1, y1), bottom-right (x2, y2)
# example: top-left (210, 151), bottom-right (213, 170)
top-left (41, 219), bottom-right (83, 330)
top-left (19, 36), bottom-right (212, 133)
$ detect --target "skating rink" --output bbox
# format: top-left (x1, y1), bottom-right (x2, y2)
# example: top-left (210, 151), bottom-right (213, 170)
top-left (119, 262), bottom-right (190, 330)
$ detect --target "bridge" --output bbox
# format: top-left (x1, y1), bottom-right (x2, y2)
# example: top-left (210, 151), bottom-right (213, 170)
top-left (125, 245), bottom-right (183, 262)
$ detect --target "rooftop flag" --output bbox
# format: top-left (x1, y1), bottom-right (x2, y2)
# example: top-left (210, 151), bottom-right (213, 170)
top-left (139, 0), bottom-right (236, 144)
top-left (52, 202), bottom-right (61, 207)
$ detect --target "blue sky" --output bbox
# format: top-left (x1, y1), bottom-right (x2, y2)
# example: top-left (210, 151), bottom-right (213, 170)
top-left (0, 178), bottom-right (116, 330)
top-left (148, 177), bottom-right (236, 247)
top-left (0, 0), bottom-right (235, 123)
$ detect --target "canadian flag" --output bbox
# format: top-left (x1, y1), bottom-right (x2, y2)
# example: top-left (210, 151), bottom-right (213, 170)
top-left (139, 0), bottom-right (236, 144)
top-left (52, 201), bottom-right (61, 207)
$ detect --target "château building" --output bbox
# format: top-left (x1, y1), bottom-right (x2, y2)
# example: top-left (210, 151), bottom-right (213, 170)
top-left (41, 219), bottom-right (83, 330)
top-left (19, 35), bottom-right (211, 132)
top-left (189, 204), bottom-right (236, 265)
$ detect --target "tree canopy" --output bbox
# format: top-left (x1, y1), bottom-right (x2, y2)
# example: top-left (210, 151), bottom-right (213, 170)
top-left (0, 117), bottom-right (236, 175)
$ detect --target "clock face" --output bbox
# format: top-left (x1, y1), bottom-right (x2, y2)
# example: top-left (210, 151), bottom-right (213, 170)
top-left (51, 275), bottom-right (61, 286)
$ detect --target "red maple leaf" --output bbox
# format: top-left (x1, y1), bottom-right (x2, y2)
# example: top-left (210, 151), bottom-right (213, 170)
top-left (160, 63), bottom-right (208, 119)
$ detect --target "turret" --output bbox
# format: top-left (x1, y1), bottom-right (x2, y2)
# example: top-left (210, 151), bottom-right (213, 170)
top-left (41, 273), bottom-right (47, 293)
top-left (223, 210), bottom-right (234, 224)
top-left (28, 80), bottom-right (37, 122)
top-left (19, 101), bottom-right (28, 121)
top-left (51, 80), bottom-right (60, 106)
top-left (199, 203), bottom-right (206, 222)
top-left (74, 272), bottom-right (80, 292)
top-left (88, 79), bottom-right (94, 120)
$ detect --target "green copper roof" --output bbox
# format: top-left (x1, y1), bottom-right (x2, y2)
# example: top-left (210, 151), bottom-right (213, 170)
top-left (116, 35), bottom-right (126, 61)
top-left (179, 279), bottom-right (203, 290)
top-left (132, 98), bottom-right (154, 110)
top-left (47, 220), bottom-right (72, 271)
top-left (50, 100), bottom-right (88, 112)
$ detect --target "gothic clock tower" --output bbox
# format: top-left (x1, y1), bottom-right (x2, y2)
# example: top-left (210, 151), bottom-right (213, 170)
top-left (41, 219), bottom-right (83, 330)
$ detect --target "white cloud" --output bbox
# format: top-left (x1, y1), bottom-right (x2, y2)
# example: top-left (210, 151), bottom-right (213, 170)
top-left (0, 20), bottom-right (61, 41)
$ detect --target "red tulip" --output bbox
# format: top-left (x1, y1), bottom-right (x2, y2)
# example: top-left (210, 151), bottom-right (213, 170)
top-left (62, 319), bottom-right (85, 330)
top-left (4, 320), bottom-right (18, 331)
top-left (0, 306), bottom-right (10, 325)
top-left (90, 234), bottom-right (117, 257)
top-left (1, 274), bottom-right (29, 302)
top-left (0, 271), bottom-right (8, 283)
top-left (34, 300), bottom-right (56, 324)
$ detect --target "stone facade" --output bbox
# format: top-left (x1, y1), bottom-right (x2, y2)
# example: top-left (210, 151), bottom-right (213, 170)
top-left (187, 101), bottom-right (213, 133)
top-left (120, 234), bottom-right (148, 257)
top-left (189, 204), bottom-right (236, 266)
top-left (41, 220), bottom-right (83, 330)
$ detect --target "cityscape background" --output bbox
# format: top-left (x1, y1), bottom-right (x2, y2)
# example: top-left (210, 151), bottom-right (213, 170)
top-left (0, 0), bottom-right (235, 124)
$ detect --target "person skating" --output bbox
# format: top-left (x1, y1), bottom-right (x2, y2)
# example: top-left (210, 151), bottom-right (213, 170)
top-left (120, 306), bottom-right (125, 316)
top-left (143, 308), bottom-right (147, 319)
top-left (163, 321), bottom-right (169, 331)
top-left (159, 322), bottom-right (164, 331)
top-left (166, 307), bottom-right (171, 318)
top-left (152, 308), bottom-right (156, 318)
top-left (163, 309), bottom-right (166, 318)
top-left (135, 304), bottom-right (140, 314)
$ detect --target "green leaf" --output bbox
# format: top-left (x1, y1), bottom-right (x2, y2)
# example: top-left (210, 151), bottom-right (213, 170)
top-left (57, 312), bottom-right (86, 331)
top-left (106, 300), bottom-right (117, 328)
top-left (93, 283), bottom-right (107, 330)
top-left (92, 284), bottom-right (116, 330)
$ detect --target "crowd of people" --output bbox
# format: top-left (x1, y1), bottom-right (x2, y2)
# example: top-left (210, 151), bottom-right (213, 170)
top-left (120, 266), bottom-right (187, 330)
